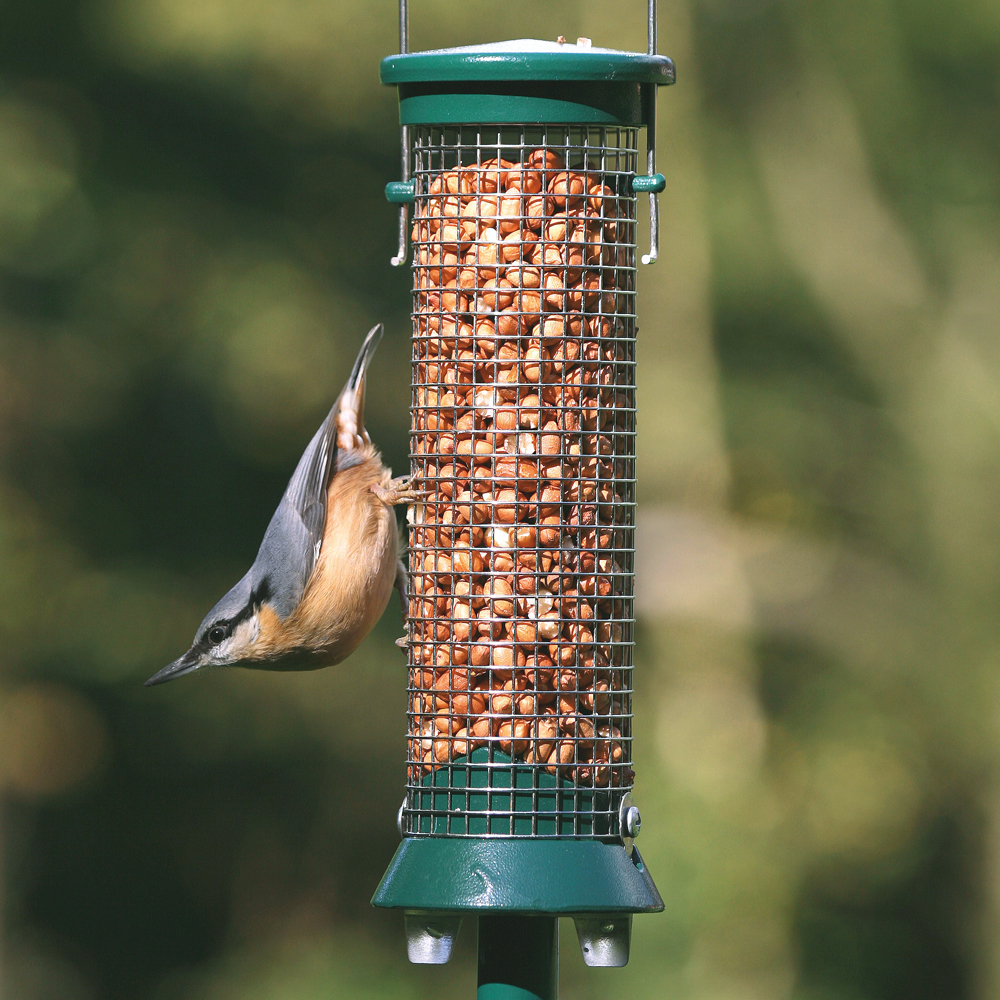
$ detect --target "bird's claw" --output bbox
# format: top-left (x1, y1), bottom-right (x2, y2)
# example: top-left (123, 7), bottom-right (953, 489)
top-left (371, 475), bottom-right (431, 506)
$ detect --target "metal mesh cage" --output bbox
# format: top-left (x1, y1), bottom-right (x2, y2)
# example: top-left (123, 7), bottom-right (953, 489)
top-left (403, 125), bottom-right (639, 839)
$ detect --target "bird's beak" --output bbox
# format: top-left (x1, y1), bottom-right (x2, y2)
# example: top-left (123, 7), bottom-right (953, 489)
top-left (144, 652), bottom-right (201, 687)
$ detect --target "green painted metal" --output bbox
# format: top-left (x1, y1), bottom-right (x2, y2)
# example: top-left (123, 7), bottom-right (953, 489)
top-left (397, 86), bottom-right (644, 126)
top-left (385, 179), bottom-right (416, 203)
top-left (631, 172), bottom-right (666, 193)
top-left (478, 987), bottom-right (546, 1000)
top-left (478, 916), bottom-right (557, 1000)
top-left (410, 747), bottom-right (607, 837)
top-left (380, 39), bottom-right (675, 86)
top-left (371, 837), bottom-right (664, 914)
top-left (381, 39), bottom-right (674, 127)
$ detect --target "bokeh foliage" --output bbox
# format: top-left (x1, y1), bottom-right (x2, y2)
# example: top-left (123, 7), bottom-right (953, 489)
top-left (2, 1), bottom-right (999, 998)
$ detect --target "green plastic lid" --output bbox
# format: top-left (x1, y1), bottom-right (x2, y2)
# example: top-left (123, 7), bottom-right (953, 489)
top-left (381, 39), bottom-right (674, 126)
top-left (380, 38), bottom-right (674, 86)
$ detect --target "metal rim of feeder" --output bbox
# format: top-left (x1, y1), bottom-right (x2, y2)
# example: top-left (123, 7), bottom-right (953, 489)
top-left (373, 3), bottom-right (673, 980)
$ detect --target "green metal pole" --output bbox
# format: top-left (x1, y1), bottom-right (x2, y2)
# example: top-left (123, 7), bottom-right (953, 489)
top-left (478, 916), bottom-right (558, 1000)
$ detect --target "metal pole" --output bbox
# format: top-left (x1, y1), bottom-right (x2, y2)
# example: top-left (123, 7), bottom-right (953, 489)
top-left (478, 916), bottom-right (558, 1000)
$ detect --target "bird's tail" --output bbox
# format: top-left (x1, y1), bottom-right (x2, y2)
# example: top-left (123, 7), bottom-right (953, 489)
top-left (336, 323), bottom-right (383, 451)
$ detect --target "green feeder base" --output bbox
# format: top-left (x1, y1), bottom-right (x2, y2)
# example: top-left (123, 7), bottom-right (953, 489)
top-left (373, 836), bottom-right (662, 971)
top-left (373, 836), bottom-right (662, 914)
top-left (408, 747), bottom-right (618, 837)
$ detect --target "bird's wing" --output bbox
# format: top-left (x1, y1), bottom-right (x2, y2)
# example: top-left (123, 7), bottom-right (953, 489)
top-left (333, 321), bottom-right (383, 451)
top-left (249, 418), bottom-right (335, 619)
top-left (285, 406), bottom-right (339, 558)
top-left (248, 324), bottom-right (384, 619)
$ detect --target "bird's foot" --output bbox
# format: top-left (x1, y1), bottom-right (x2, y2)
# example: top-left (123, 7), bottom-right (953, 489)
top-left (371, 476), bottom-right (430, 506)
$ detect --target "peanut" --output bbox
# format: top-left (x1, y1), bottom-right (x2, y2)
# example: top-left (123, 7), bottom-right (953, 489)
top-left (407, 145), bottom-right (635, 787)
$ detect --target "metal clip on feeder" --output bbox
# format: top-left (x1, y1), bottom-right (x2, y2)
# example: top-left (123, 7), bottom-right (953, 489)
top-left (375, 3), bottom-right (674, 997)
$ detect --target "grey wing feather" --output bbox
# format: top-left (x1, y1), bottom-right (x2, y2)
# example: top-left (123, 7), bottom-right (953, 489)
top-left (285, 409), bottom-right (338, 560)
top-left (248, 404), bottom-right (338, 619)
top-left (247, 323), bottom-right (384, 621)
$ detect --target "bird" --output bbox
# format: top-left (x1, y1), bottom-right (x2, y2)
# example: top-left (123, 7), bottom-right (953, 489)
top-left (145, 323), bottom-right (422, 686)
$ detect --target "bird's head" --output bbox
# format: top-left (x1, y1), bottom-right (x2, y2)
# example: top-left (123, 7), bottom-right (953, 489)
top-left (145, 574), bottom-right (270, 686)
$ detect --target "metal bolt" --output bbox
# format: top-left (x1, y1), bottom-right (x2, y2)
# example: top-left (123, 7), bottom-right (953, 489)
top-left (624, 805), bottom-right (641, 839)
top-left (618, 793), bottom-right (641, 852)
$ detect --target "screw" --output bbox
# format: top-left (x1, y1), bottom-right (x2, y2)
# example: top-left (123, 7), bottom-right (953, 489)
top-left (624, 805), bottom-right (641, 839)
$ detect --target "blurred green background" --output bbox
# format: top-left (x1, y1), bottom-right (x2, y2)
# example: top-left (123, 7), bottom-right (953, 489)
top-left (2, 0), bottom-right (997, 997)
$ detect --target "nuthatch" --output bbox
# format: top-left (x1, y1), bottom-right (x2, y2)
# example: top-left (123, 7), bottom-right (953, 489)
top-left (146, 323), bottom-right (421, 686)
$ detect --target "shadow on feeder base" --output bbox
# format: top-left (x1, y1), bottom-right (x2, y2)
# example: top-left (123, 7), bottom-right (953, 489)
top-left (479, 915), bottom-right (558, 1000)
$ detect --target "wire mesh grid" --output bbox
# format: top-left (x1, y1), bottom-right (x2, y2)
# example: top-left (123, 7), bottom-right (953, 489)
top-left (403, 125), bottom-right (639, 839)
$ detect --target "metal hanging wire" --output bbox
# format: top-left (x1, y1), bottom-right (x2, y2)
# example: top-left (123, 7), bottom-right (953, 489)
top-left (642, 0), bottom-right (661, 265)
top-left (388, 0), bottom-right (665, 269)
top-left (390, 0), bottom-right (410, 266)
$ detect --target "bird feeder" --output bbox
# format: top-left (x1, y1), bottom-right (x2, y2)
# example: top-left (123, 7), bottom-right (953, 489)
top-left (374, 3), bottom-right (673, 996)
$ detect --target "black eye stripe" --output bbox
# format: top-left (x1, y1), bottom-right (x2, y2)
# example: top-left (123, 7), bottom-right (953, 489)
top-left (194, 596), bottom-right (259, 654)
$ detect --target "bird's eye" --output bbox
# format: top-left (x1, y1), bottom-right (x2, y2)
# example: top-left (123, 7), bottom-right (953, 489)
top-left (208, 625), bottom-right (228, 645)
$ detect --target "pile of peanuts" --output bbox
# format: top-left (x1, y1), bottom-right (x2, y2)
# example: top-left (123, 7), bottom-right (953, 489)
top-left (406, 147), bottom-right (635, 790)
